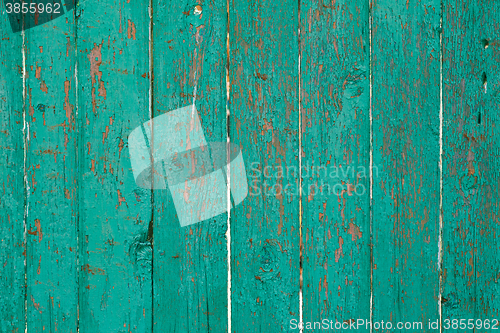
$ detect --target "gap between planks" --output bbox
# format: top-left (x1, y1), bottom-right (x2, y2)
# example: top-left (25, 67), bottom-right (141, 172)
top-left (369, 2), bottom-right (374, 332)
top-left (438, 3), bottom-right (444, 333)
top-left (21, 27), bottom-right (28, 333)
top-left (298, 0), bottom-right (304, 330)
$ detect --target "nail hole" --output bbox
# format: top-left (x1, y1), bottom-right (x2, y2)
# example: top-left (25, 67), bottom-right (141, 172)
top-left (482, 39), bottom-right (489, 49)
top-left (193, 5), bottom-right (202, 15)
top-left (478, 112), bottom-right (481, 124)
top-left (482, 72), bottom-right (487, 93)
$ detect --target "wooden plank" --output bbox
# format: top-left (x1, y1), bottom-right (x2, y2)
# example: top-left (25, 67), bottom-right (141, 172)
top-left (371, 0), bottom-right (441, 328)
top-left (300, 0), bottom-right (371, 327)
top-left (76, 0), bottom-right (153, 330)
top-left (24, 4), bottom-right (78, 332)
top-left (442, 0), bottom-right (500, 327)
top-left (151, 0), bottom-right (229, 331)
top-left (0, 13), bottom-right (25, 333)
top-left (229, 0), bottom-right (300, 330)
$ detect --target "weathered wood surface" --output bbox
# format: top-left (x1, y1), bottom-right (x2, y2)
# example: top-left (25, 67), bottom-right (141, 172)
top-left (152, 0), bottom-right (229, 331)
top-left (442, 0), bottom-right (500, 329)
top-left (371, 0), bottom-right (441, 329)
top-left (24, 6), bottom-right (78, 332)
top-left (229, 0), bottom-right (300, 331)
top-left (300, 0), bottom-right (371, 327)
top-left (1, 0), bottom-right (500, 331)
top-left (0, 13), bottom-right (25, 333)
top-left (76, 0), bottom-right (152, 331)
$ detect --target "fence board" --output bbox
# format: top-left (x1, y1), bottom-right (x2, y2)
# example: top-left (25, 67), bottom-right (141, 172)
top-left (300, 0), bottom-right (371, 328)
top-left (442, 0), bottom-right (500, 328)
top-left (76, 0), bottom-right (152, 330)
top-left (371, 0), bottom-right (441, 329)
top-left (229, 0), bottom-right (300, 331)
top-left (0, 13), bottom-right (25, 333)
top-left (24, 6), bottom-right (78, 332)
top-left (151, 0), bottom-right (229, 331)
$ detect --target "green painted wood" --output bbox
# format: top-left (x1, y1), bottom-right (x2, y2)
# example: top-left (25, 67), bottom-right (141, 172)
top-left (2, 0), bottom-right (500, 330)
top-left (76, 0), bottom-right (153, 330)
top-left (229, 0), bottom-right (300, 330)
top-left (0, 15), bottom-right (25, 333)
top-left (371, 0), bottom-right (441, 329)
top-left (24, 8), bottom-right (78, 332)
top-left (301, 0), bottom-right (371, 328)
top-left (442, 0), bottom-right (500, 328)
top-left (151, 0), bottom-right (229, 331)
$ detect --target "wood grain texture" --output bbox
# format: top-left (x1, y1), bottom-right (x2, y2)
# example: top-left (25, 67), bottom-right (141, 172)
top-left (229, 0), bottom-right (300, 330)
top-left (152, 0), bottom-right (229, 331)
top-left (371, 0), bottom-right (441, 329)
top-left (0, 14), bottom-right (25, 333)
top-left (300, 0), bottom-right (371, 327)
top-left (442, 0), bottom-right (500, 328)
top-left (3, 0), bottom-right (500, 331)
top-left (24, 7), bottom-right (78, 332)
top-left (76, 0), bottom-right (153, 331)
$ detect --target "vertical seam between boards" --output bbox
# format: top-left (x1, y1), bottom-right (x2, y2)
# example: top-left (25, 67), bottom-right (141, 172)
top-left (226, 0), bottom-right (231, 331)
top-left (21, 26), bottom-right (28, 333)
top-left (73, 1), bottom-right (80, 331)
top-left (438, 1), bottom-right (444, 332)
top-left (368, 0), bottom-right (374, 332)
top-left (298, 0), bottom-right (303, 329)
top-left (148, 0), bottom-right (155, 330)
